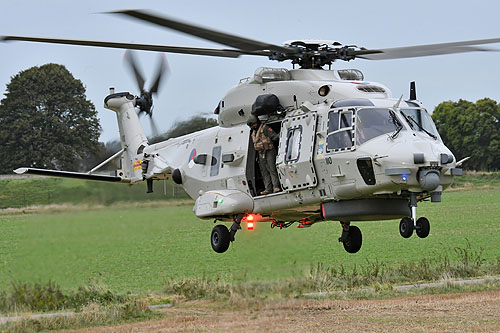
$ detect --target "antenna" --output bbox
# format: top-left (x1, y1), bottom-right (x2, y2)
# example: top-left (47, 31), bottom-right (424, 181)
top-left (394, 95), bottom-right (403, 109)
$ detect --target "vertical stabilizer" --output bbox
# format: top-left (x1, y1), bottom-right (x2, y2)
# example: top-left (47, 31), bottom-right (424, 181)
top-left (104, 92), bottom-right (148, 183)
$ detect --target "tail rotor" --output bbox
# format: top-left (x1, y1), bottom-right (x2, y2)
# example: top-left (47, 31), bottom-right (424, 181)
top-left (124, 50), bottom-right (169, 136)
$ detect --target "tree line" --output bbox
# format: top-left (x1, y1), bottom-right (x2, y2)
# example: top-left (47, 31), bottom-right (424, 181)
top-left (0, 64), bottom-right (499, 173)
top-left (432, 98), bottom-right (500, 171)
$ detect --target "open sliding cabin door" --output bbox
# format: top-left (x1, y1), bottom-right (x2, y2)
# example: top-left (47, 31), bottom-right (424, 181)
top-left (276, 111), bottom-right (318, 192)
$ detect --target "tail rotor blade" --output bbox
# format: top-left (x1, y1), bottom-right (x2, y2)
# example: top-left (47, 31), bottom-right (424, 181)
top-left (149, 54), bottom-right (169, 95)
top-left (124, 50), bottom-right (146, 92)
top-left (149, 115), bottom-right (160, 138)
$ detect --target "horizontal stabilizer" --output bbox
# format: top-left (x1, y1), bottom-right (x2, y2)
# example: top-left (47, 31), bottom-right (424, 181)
top-left (14, 168), bottom-right (122, 182)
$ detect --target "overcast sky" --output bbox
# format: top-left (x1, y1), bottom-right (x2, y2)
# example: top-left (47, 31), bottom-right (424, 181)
top-left (1, 0), bottom-right (499, 142)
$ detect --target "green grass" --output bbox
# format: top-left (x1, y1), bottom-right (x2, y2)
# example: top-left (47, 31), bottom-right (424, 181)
top-left (450, 171), bottom-right (500, 188)
top-left (1, 189), bottom-right (499, 293)
top-left (0, 177), bottom-right (188, 209)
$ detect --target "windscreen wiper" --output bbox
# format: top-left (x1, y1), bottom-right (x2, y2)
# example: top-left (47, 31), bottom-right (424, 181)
top-left (389, 109), bottom-right (403, 139)
top-left (400, 111), bottom-right (437, 140)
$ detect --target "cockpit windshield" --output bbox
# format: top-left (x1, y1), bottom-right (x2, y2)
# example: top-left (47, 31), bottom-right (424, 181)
top-left (400, 109), bottom-right (439, 139)
top-left (356, 108), bottom-right (404, 145)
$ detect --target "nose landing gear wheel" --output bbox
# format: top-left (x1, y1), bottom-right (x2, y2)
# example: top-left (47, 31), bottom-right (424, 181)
top-left (342, 225), bottom-right (362, 254)
top-left (211, 224), bottom-right (230, 253)
top-left (416, 217), bottom-right (430, 238)
top-left (399, 217), bottom-right (414, 238)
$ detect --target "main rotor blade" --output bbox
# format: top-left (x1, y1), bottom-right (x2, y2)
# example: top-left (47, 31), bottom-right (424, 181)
top-left (112, 10), bottom-right (295, 54)
top-left (1, 36), bottom-right (267, 58)
top-left (124, 50), bottom-right (145, 92)
top-left (356, 37), bottom-right (500, 60)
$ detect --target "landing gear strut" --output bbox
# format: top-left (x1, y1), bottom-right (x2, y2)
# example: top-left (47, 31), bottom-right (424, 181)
top-left (210, 214), bottom-right (244, 253)
top-left (399, 193), bottom-right (431, 239)
top-left (338, 221), bottom-right (362, 253)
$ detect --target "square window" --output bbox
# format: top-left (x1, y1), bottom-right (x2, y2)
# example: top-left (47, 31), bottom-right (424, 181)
top-left (328, 112), bottom-right (339, 132)
top-left (327, 131), bottom-right (352, 150)
top-left (285, 126), bottom-right (302, 163)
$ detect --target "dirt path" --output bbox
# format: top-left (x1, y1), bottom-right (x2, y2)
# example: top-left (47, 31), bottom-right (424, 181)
top-left (68, 290), bottom-right (500, 332)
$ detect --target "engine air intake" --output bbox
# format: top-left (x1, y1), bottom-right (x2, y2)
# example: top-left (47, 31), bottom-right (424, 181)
top-left (357, 85), bottom-right (386, 93)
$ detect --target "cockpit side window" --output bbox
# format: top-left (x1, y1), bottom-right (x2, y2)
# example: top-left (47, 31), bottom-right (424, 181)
top-left (340, 112), bottom-right (352, 128)
top-left (400, 109), bottom-right (439, 138)
top-left (327, 109), bottom-right (354, 152)
top-left (328, 112), bottom-right (339, 132)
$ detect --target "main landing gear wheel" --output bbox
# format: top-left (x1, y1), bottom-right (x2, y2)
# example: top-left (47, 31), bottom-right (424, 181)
top-left (399, 217), bottom-right (414, 238)
top-left (416, 217), bottom-right (430, 238)
top-left (339, 223), bottom-right (362, 254)
top-left (343, 225), bottom-right (362, 253)
top-left (211, 224), bottom-right (230, 253)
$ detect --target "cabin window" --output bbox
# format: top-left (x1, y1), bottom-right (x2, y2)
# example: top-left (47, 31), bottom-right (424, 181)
top-left (356, 108), bottom-right (404, 145)
top-left (285, 126), bottom-right (302, 163)
top-left (327, 109), bottom-right (354, 151)
top-left (210, 146), bottom-right (221, 176)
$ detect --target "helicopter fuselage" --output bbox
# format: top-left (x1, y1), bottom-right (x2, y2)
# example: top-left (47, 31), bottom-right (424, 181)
top-left (131, 68), bottom-right (460, 226)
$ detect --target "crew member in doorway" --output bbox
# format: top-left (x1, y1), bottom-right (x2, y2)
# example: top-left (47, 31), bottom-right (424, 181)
top-left (247, 115), bottom-right (281, 195)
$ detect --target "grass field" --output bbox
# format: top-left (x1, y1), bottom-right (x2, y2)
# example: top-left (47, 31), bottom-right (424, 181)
top-left (1, 187), bottom-right (499, 293)
top-left (0, 176), bottom-right (188, 209)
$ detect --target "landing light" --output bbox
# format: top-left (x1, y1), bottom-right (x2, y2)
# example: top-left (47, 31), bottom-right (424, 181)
top-left (247, 214), bottom-right (254, 221)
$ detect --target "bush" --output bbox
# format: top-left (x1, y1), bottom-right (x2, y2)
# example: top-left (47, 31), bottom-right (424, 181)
top-left (0, 281), bottom-right (66, 312)
top-left (0, 281), bottom-right (130, 314)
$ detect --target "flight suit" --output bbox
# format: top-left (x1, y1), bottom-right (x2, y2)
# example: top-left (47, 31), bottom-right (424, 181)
top-left (251, 123), bottom-right (281, 194)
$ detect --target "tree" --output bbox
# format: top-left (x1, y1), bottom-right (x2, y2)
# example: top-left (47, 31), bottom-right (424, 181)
top-left (0, 64), bottom-right (101, 173)
top-left (149, 115), bottom-right (218, 144)
top-left (79, 140), bottom-right (122, 172)
top-left (432, 98), bottom-right (500, 171)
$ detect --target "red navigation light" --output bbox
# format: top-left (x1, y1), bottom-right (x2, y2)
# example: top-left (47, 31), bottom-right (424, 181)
top-left (243, 213), bottom-right (261, 228)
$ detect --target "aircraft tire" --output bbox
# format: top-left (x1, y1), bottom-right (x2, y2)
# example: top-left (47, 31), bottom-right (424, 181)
top-left (211, 224), bottom-right (231, 253)
top-left (416, 217), bottom-right (430, 238)
top-left (399, 217), bottom-right (414, 238)
top-left (343, 225), bottom-right (362, 253)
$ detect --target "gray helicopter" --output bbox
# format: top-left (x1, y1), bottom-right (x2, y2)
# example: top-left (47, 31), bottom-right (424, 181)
top-left (6, 10), bottom-right (499, 253)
